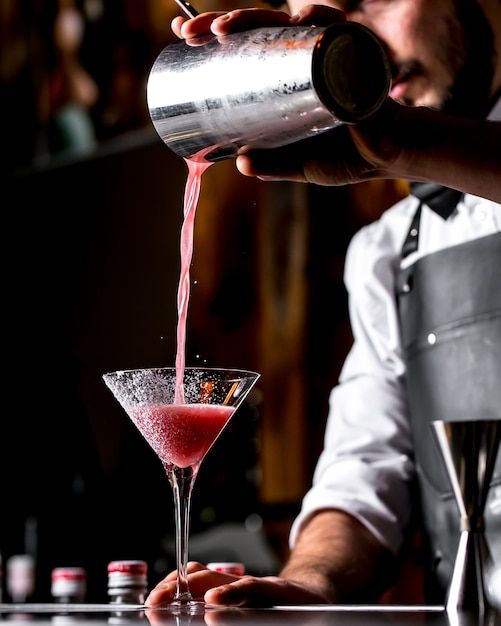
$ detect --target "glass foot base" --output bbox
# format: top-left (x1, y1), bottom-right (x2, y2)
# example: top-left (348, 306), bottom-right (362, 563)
top-left (157, 599), bottom-right (206, 615)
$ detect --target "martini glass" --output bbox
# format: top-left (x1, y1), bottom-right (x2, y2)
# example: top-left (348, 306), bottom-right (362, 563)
top-left (103, 366), bottom-right (259, 611)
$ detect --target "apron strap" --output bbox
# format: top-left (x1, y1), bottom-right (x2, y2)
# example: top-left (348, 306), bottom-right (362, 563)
top-left (401, 202), bottom-right (422, 259)
top-left (402, 183), bottom-right (465, 259)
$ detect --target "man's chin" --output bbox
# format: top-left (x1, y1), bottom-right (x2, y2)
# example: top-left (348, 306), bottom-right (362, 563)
top-left (392, 94), bottom-right (444, 111)
top-left (389, 79), bottom-right (449, 110)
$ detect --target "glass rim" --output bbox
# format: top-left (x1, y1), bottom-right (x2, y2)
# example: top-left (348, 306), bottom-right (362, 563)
top-left (102, 366), bottom-right (260, 379)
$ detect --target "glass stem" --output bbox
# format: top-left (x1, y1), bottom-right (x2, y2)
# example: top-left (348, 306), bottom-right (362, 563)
top-left (165, 463), bottom-right (198, 604)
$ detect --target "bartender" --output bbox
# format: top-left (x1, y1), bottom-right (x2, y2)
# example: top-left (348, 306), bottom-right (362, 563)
top-left (147, 0), bottom-right (501, 608)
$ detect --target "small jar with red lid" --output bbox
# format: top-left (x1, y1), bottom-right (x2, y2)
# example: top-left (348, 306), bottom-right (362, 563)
top-left (107, 560), bottom-right (148, 605)
top-left (51, 567), bottom-right (87, 603)
top-left (206, 562), bottom-right (245, 576)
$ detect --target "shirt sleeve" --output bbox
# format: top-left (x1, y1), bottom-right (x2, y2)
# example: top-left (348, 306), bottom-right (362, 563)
top-left (289, 210), bottom-right (416, 555)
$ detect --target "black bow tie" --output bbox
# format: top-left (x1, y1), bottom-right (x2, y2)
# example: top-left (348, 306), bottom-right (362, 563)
top-left (410, 182), bottom-right (464, 220)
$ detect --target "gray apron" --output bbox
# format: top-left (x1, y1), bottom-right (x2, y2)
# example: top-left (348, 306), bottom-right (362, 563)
top-left (396, 205), bottom-right (501, 601)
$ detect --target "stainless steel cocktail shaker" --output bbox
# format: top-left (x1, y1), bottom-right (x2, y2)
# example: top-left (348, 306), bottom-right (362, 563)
top-left (147, 23), bottom-right (391, 162)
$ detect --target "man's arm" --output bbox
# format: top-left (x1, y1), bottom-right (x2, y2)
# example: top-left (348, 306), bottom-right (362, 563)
top-left (237, 98), bottom-right (501, 203)
top-left (385, 104), bottom-right (501, 201)
top-left (280, 510), bottom-right (396, 603)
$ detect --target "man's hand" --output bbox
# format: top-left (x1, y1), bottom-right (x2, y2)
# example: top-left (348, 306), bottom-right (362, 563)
top-left (168, 5), bottom-right (399, 186)
top-left (168, 5), bottom-right (501, 199)
top-left (144, 561), bottom-right (330, 608)
top-left (171, 5), bottom-right (346, 41)
top-left (145, 510), bottom-right (395, 608)
top-left (236, 98), bottom-right (405, 185)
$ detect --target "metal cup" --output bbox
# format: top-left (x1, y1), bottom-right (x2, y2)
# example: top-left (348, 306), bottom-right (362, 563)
top-left (432, 419), bottom-right (501, 624)
top-left (147, 23), bottom-right (390, 162)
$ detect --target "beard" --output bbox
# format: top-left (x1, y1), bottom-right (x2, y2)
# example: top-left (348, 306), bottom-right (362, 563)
top-left (439, 0), bottom-right (496, 118)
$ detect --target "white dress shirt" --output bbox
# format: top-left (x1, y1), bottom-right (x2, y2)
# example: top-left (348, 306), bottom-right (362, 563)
top-left (290, 194), bottom-right (501, 554)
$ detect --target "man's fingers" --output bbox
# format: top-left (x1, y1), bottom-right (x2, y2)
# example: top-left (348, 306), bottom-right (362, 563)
top-left (236, 125), bottom-right (371, 186)
top-left (144, 579), bottom-right (176, 607)
top-left (290, 4), bottom-right (346, 26)
top-left (204, 576), bottom-right (329, 607)
top-left (171, 16), bottom-right (186, 38)
top-left (236, 151), bottom-right (307, 183)
top-left (172, 5), bottom-right (346, 41)
top-left (180, 570), bottom-right (240, 599)
top-left (162, 561), bottom-right (207, 582)
top-left (210, 8), bottom-right (291, 35)
top-left (173, 11), bottom-right (227, 39)
top-left (145, 566), bottom-right (241, 608)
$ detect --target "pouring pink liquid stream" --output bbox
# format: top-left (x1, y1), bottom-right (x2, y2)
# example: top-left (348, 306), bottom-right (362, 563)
top-left (151, 158), bottom-right (234, 470)
top-left (128, 158), bottom-right (234, 472)
top-left (174, 158), bottom-right (211, 404)
top-left (128, 158), bottom-right (235, 474)
top-left (126, 163), bottom-right (235, 479)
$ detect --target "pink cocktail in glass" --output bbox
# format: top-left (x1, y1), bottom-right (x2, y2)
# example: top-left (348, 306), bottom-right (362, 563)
top-left (103, 367), bottom-right (259, 610)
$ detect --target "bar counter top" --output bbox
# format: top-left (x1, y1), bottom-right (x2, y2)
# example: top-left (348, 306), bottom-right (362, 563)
top-left (0, 603), bottom-right (498, 626)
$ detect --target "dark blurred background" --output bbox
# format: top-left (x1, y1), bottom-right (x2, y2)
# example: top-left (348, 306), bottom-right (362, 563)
top-left (0, 0), bottom-right (407, 603)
